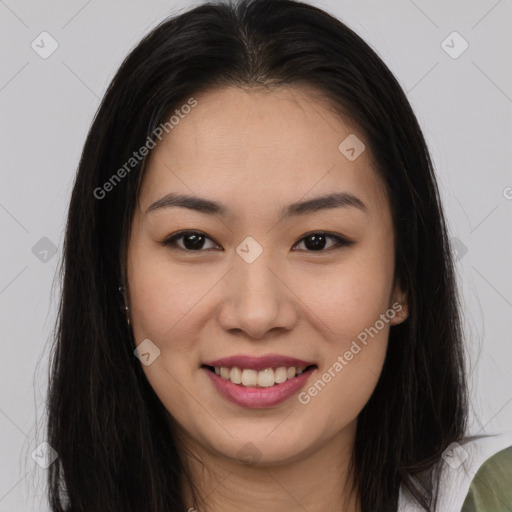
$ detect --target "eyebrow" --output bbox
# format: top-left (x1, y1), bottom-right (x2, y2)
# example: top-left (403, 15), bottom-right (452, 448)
top-left (145, 191), bottom-right (368, 219)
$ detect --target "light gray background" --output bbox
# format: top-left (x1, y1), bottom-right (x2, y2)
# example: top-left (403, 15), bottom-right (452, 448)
top-left (1, 0), bottom-right (511, 510)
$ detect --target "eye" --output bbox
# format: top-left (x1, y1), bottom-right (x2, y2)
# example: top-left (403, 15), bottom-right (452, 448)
top-left (161, 230), bottom-right (353, 253)
top-left (160, 230), bottom-right (220, 251)
top-left (292, 232), bottom-right (353, 252)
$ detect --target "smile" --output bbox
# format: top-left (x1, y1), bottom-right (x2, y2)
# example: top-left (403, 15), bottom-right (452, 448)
top-left (201, 358), bottom-right (318, 408)
top-left (204, 365), bottom-right (314, 387)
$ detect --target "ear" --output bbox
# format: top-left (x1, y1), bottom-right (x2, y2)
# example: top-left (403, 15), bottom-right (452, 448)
top-left (389, 281), bottom-right (409, 326)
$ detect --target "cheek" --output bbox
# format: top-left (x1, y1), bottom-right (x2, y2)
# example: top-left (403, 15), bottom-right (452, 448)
top-left (298, 284), bottom-right (392, 428)
top-left (301, 343), bottom-right (388, 433)
top-left (127, 241), bottom-right (212, 344)
top-left (297, 243), bottom-right (395, 342)
top-left (127, 254), bottom-right (209, 417)
top-left (293, 239), bottom-right (394, 416)
top-left (301, 265), bottom-right (392, 376)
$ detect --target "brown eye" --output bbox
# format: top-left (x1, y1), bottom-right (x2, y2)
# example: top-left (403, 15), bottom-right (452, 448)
top-left (161, 231), bottom-right (220, 251)
top-left (292, 232), bottom-right (353, 252)
top-left (161, 230), bottom-right (353, 253)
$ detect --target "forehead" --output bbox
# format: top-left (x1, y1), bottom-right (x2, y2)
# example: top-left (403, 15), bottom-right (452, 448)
top-left (139, 85), bottom-right (390, 219)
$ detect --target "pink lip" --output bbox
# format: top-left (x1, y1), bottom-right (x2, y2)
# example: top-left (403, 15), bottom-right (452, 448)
top-left (202, 366), bottom-right (316, 408)
top-left (202, 354), bottom-right (315, 371)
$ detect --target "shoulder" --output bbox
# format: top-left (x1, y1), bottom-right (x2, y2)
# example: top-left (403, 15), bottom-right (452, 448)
top-left (437, 433), bottom-right (512, 512)
top-left (398, 432), bottom-right (512, 512)
top-left (461, 444), bottom-right (512, 512)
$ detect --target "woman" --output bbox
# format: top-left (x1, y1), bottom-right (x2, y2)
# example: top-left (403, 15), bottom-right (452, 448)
top-left (46, 0), bottom-right (512, 510)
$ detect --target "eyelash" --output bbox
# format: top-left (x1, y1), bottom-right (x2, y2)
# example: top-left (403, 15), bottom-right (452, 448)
top-left (160, 230), bottom-right (354, 253)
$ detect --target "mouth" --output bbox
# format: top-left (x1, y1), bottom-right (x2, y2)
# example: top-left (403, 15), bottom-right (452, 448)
top-left (201, 362), bottom-right (318, 408)
top-left (201, 363), bottom-right (318, 388)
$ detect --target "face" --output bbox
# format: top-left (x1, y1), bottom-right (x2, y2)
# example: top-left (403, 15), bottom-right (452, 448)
top-left (126, 85), bottom-right (408, 467)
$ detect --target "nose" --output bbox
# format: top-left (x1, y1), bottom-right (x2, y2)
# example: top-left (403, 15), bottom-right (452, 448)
top-left (216, 252), bottom-right (298, 340)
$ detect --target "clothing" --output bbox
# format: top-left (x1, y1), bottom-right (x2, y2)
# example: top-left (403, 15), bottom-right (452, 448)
top-left (397, 432), bottom-right (512, 512)
top-left (461, 444), bottom-right (512, 512)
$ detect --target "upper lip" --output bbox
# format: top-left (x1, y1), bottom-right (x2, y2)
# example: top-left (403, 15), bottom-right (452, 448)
top-left (202, 354), bottom-right (316, 371)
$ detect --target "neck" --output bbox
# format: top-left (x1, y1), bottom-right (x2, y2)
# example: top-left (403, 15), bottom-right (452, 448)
top-left (179, 420), bottom-right (360, 512)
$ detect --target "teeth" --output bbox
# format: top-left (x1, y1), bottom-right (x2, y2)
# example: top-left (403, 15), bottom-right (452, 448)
top-left (275, 367), bottom-right (288, 383)
top-left (241, 369), bottom-right (258, 386)
top-left (229, 367), bottom-right (242, 384)
top-left (257, 368), bottom-right (274, 388)
top-left (213, 365), bottom-right (309, 387)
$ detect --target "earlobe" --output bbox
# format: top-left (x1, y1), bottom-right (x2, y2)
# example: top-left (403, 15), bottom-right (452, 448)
top-left (390, 286), bottom-right (409, 325)
top-left (390, 303), bottom-right (408, 325)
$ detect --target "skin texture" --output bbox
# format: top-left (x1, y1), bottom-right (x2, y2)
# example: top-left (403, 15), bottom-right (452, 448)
top-left (126, 85), bottom-right (409, 512)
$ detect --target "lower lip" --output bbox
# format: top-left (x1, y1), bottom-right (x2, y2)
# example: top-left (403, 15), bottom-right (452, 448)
top-left (202, 366), bottom-right (316, 408)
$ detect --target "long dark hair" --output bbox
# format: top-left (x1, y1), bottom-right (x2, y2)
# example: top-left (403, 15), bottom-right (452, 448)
top-left (46, 0), bottom-right (468, 510)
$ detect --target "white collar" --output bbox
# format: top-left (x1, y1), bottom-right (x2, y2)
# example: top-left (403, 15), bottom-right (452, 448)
top-left (397, 431), bottom-right (512, 512)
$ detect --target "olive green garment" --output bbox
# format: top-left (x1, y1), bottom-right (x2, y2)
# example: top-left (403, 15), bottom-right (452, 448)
top-left (461, 445), bottom-right (512, 512)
